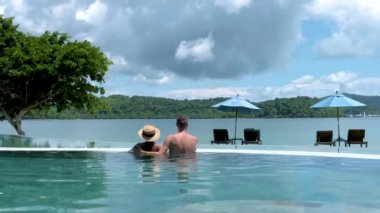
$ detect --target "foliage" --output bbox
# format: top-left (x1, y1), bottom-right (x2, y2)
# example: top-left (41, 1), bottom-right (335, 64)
top-left (257, 96), bottom-right (336, 118)
top-left (344, 93), bottom-right (380, 115)
top-left (27, 96), bottom-right (234, 119)
top-left (25, 94), bottom-right (380, 120)
top-left (0, 15), bottom-right (111, 135)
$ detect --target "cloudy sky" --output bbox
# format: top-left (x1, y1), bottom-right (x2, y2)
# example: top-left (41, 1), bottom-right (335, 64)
top-left (1, 0), bottom-right (380, 101)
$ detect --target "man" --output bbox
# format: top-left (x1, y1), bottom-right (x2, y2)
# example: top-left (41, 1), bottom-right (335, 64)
top-left (141, 114), bottom-right (198, 156)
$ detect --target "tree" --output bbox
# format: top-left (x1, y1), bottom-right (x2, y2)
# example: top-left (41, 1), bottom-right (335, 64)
top-left (0, 16), bottom-right (112, 135)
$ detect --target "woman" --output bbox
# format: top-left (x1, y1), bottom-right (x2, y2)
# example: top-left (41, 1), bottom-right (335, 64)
top-left (130, 124), bottom-right (161, 154)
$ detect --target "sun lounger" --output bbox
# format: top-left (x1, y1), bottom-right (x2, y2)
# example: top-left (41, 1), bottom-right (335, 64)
top-left (315, 131), bottom-right (335, 146)
top-left (211, 129), bottom-right (233, 144)
top-left (345, 129), bottom-right (368, 147)
top-left (242, 128), bottom-right (262, 145)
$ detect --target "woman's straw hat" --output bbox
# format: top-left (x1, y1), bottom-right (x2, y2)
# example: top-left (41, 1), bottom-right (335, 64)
top-left (138, 124), bottom-right (161, 141)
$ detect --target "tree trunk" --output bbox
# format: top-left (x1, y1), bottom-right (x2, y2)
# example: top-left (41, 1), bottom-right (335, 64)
top-left (8, 116), bottom-right (25, 136)
top-left (3, 102), bottom-right (45, 136)
top-left (5, 108), bottom-right (29, 136)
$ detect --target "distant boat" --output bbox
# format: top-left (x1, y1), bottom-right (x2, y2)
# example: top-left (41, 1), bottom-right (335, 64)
top-left (368, 114), bottom-right (380, 117)
top-left (350, 111), bottom-right (380, 117)
top-left (350, 112), bottom-right (365, 117)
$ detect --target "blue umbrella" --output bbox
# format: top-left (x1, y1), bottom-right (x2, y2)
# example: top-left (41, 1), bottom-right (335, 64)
top-left (311, 91), bottom-right (366, 146)
top-left (213, 95), bottom-right (260, 148)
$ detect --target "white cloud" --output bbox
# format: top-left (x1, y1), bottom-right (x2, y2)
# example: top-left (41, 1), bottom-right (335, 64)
top-left (321, 71), bottom-right (357, 84)
top-left (0, 0), bottom-right (305, 80)
top-left (4, 0), bottom-right (38, 32)
top-left (0, 5), bottom-right (6, 14)
top-left (106, 53), bottom-right (128, 67)
top-left (75, 0), bottom-right (107, 25)
top-left (52, 1), bottom-right (75, 18)
top-left (19, 19), bottom-right (47, 34)
top-left (175, 34), bottom-right (215, 63)
top-left (307, 0), bottom-right (380, 58)
top-left (132, 66), bottom-right (174, 85)
top-left (315, 32), bottom-right (372, 57)
top-left (214, 0), bottom-right (251, 14)
top-left (164, 71), bottom-right (380, 101)
top-left (165, 87), bottom-right (250, 99)
top-left (10, 0), bottom-right (24, 12)
top-left (102, 75), bottom-right (131, 96)
top-left (252, 71), bottom-right (380, 100)
top-left (291, 75), bottom-right (314, 84)
top-left (133, 73), bottom-right (173, 86)
top-left (249, 71), bottom-right (380, 100)
top-left (1, 1), bottom-right (83, 34)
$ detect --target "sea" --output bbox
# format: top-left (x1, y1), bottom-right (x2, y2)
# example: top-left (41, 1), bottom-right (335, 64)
top-left (0, 117), bottom-right (378, 148)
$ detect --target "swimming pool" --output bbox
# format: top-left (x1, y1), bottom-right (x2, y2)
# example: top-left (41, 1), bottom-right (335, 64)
top-left (0, 151), bottom-right (379, 212)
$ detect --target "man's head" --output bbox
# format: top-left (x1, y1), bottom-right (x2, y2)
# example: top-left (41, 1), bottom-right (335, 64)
top-left (176, 114), bottom-right (188, 131)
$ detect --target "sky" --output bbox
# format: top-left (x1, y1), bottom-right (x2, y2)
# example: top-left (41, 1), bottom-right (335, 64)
top-left (1, 0), bottom-right (380, 101)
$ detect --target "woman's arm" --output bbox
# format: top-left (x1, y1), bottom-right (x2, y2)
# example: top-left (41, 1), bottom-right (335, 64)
top-left (141, 136), bottom-right (171, 156)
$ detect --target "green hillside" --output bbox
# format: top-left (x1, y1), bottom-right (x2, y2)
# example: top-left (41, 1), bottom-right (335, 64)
top-left (24, 94), bottom-right (380, 119)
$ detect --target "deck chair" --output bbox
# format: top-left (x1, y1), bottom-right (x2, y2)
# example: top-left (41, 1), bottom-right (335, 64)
top-left (315, 131), bottom-right (335, 146)
top-left (242, 128), bottom-right (262, 145)
top-left (211, 129), bottom-right (233, 144)
top-left (346, 129), bottom-right (368, 147)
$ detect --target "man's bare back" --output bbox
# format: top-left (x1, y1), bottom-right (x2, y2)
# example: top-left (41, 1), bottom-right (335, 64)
top-left (164, 114), bottom-right (197, 155)
top-left (163, 131), bottom-right (197, 155)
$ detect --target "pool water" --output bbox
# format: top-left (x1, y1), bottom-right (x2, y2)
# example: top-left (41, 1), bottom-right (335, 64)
top-left (0, 151), bottom-right (379, 212)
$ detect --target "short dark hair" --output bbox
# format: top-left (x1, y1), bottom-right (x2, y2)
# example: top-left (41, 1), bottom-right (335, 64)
top-left (176, 114), bottom-right (188, 130)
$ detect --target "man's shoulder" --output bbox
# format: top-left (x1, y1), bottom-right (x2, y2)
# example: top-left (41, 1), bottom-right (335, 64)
top-left (166, 132), bottom-right (197, 143)
top-left (165, 134), bottom-right (176, 140)
top-left (187, 133), bottom-right (198, 141)
top-left (181, 132), bottom-right (198, 143)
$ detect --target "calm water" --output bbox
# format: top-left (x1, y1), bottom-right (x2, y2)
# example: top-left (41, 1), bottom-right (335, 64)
top-left (0, 152), bottom-right (379, 212)
top-left (1, 118), bottom-right (380, 212)
top-left (0, 118), bottom-right (379, 147)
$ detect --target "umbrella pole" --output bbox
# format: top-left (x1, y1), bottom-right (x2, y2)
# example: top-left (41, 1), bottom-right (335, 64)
top-left (337, 107), bottom-right (341, 152)
top-left (234, 108), bottom-right (238, 149)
